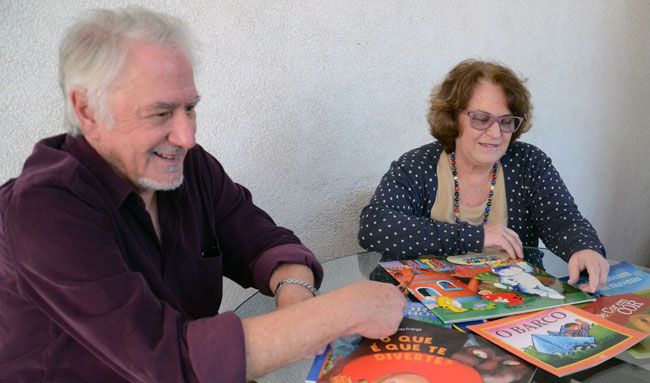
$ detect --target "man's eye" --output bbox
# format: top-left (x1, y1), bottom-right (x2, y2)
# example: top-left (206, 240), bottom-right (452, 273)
top-left (156, 111), bottom-right (172, 118)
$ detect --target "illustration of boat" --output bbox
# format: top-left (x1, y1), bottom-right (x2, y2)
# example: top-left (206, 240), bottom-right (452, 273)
top-left (531, 334), bottom-right (596, 355)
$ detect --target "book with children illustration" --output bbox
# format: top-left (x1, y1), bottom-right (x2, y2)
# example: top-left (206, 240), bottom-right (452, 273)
top-left (380, 254), bottom-right (595, 324)
top-left (467, 305), bottom-right (648, 377)
top-left (316, 318), bottom-right (536, 383)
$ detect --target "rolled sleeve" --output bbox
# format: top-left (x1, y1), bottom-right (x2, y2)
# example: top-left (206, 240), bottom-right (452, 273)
top-left (187, 312), bottom-right (246, 382)
top-left (251, 244), bottom-right (324, 295)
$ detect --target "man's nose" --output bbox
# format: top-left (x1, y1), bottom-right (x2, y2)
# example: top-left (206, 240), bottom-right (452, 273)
top-left (169, 112), bottom-right (196, 149)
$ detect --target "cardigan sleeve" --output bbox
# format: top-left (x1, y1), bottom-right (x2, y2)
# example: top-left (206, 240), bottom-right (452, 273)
top-left (521, 146), bottom-right (606, 261)
top-left (358, 144), bottom-right (483, 257)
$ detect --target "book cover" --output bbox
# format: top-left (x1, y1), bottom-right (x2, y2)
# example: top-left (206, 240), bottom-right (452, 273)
top-left (468, 305), bottom-right (648, 377)
top-left (563, 262), bottom-right (650, 297)
top-left (306, 336), bottom-right (361, 382)
top-left (403, 301), bottom-right (452, 328)
top-left (318, 318), bottom-right (536, 383)
top-left (580, 292), bottom-right (650, 359)
top-left (380, 254), bottom-right (594, 323)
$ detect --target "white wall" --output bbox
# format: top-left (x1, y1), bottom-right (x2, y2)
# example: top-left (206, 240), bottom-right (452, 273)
top-left (2, 1), bottom-right (649, 309)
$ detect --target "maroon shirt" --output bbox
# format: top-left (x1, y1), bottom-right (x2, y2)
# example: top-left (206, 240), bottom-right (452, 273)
top-left (0, 134), bottom-right (323, 382)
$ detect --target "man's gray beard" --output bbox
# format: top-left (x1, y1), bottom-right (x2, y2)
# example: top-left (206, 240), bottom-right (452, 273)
top-left (137, 175), bottom-right (184, 192)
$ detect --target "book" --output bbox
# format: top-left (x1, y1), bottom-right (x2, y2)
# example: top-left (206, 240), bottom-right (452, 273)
top-left (317, 318), bottom-right (536, 383)
top-left (306, 336), bottom-right (361, 382)
top-left (403, 301), bottom-right (452, 328)
top-left (380, 254), bottom-right (595, 323)
top-left (580, 291), bottom-right (650, 359)
top-left (562, 261), bottom-right (650, 297)
top-left (306, 301), bottom-right (458, 382)
top-left (468, 305), bottom-right (648, 377)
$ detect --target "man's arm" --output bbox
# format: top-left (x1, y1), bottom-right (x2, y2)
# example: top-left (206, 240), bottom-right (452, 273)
top-left (242, 280), bottom-right (406, 380)
top-left (269, 263), bottom-right (317, 308)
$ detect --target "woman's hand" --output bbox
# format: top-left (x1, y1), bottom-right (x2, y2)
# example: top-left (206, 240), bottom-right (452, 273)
top-left (483, 223), bottom-right (523, 259)
top-left (567, 249), bottom-right (609, 293)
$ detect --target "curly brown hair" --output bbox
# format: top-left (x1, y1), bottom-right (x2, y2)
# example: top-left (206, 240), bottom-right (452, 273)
top-left (427, 59), bottom-right (532, 153)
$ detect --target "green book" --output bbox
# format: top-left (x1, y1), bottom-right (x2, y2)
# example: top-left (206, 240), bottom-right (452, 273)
top-left (380, 253), bottom-right (595, 324)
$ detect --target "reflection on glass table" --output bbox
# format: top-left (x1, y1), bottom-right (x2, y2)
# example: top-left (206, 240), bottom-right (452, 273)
top-left (235, 248), bottom-right (650, 383)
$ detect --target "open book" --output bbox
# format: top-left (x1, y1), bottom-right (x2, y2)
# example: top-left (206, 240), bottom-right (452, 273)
top-left (380, 253), bottom-right (594, 323)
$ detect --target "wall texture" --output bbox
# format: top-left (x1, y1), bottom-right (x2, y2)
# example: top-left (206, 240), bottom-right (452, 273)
top-left (2, 1), bottom-right (649, 311)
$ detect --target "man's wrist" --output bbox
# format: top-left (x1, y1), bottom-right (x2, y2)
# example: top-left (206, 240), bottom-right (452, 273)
top-left (274, 278), bottom-right (318, 303)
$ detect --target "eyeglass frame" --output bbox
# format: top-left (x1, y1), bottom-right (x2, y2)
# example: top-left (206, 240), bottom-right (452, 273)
top-left (464, 111), bottom-right (524, 133)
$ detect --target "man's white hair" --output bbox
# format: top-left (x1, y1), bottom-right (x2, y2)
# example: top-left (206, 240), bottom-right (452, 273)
top-left (58, 7), bottom-right (196, 136)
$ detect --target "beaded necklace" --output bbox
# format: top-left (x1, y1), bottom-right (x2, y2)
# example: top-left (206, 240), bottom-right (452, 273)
top-left (450, 152), bottom-right (498, 225)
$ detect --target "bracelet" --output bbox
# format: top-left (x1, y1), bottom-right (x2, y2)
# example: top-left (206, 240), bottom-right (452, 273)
top-left (274, 278), bottom-right (318, 301)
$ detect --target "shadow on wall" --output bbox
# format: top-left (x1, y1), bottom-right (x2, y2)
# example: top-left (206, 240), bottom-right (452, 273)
top-left (314, 190), bottom-right (375, 263)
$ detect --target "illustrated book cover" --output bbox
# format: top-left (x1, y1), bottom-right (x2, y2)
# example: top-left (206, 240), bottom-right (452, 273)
top-left (379, 253), bottom-right (595, 323)
top-left (579, 290), bottom-right (650, 359)
top-left (562, 261), bottom-right (650, 297)
top-left (468, 305), bottom-right (648, 377)
top-left (317, 317), bottom-right (536, 383)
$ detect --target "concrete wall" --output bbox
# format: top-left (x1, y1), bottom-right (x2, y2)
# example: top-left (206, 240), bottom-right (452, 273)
top-left (2, 1), bottom-right (649, 310)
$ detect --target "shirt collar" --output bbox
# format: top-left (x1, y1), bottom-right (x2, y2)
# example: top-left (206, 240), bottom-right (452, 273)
top-left (62, 134), bottom-right (137, 207)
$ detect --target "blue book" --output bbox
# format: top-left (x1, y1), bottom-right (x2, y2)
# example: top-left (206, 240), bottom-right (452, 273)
top-left (403, 301), bottom-right (452, 328)
top-left (562, 261), bottom-right (650, 297)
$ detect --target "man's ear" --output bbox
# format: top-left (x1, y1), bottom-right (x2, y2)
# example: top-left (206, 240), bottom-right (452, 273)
top-left (70, 89), bottom-right (100, 138)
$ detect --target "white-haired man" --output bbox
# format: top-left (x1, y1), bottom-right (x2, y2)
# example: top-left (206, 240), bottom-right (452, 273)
top-left (0, 8), bottom-right (405, 382)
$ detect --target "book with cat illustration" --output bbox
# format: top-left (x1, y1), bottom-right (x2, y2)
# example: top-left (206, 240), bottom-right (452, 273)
top-left (317, 317), bottom-right (536, 383)
top-left (379, 253), bottom-right (595, 324)
top-left (467, 305), bottom-right (647, 377)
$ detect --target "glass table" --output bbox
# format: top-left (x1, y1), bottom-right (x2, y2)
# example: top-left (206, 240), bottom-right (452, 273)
top-left (235, 248), bottom-right (650, 382)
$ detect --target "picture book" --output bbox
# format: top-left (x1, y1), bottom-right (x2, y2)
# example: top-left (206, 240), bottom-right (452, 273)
top-left (306, 336), bottom-right (360, 383)
top-left (403, 301), bottom-right (451, 328)
top-left (380, 254), bottom-right (595, 323)
top-left (306, 302), bottom-right (449, 382)
top-left (317, 318), bottom-right (536, 383)
top-left (580, 291), bottom-right (650, 359)
top-left (562, 262), bottom-right (650, 297)
top-left (468, 305), bottom-right (648, 377)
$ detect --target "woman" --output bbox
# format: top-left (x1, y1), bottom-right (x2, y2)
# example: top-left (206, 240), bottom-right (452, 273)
top-left (358, 59), bottom-right (608, 293)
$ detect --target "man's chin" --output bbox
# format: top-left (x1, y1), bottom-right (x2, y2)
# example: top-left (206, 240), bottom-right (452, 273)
top-left (137, 176), bottom-right (184, 192)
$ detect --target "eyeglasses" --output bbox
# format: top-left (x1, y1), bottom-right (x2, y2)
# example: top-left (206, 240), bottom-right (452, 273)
top-left (465, 111), bottom-right (523, 133)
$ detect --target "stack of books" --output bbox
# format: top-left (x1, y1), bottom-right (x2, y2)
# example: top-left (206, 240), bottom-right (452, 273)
top-left (307, 252), bottom-right (650, 382)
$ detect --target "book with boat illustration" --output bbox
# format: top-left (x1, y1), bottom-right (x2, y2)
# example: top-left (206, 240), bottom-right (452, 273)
top-left (467, 305), bottom-right (647, 377)
top-left (379, 253), bottom-right (595, 324)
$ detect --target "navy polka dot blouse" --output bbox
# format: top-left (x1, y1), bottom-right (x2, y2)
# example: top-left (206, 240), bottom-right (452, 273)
top-left (358, 141), bottom-right (606, 262)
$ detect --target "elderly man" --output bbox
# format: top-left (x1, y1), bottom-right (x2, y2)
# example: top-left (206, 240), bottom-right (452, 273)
top-left (0, 8), bottom-right (405, 382)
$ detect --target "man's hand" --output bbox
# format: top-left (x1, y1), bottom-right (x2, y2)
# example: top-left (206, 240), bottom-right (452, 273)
top-left (483, 223), bottom-right (523, 259)
top-left (567, 249), bottom-right (609, 293)
top-left (343, 280), bottom-right (407, 340)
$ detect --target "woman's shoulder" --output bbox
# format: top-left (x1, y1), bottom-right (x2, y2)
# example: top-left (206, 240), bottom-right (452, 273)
top-left (394, 141), bottom-right (442, 165)
top-left (505, 141), bottom-right (552, 162)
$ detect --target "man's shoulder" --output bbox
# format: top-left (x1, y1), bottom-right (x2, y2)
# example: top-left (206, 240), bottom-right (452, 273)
top-left (1, 135), bottom-right (92, 209)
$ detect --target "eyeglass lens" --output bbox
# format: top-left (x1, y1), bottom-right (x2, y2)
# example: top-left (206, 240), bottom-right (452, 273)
top-left (468, 112), bottom-right (522, 133)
